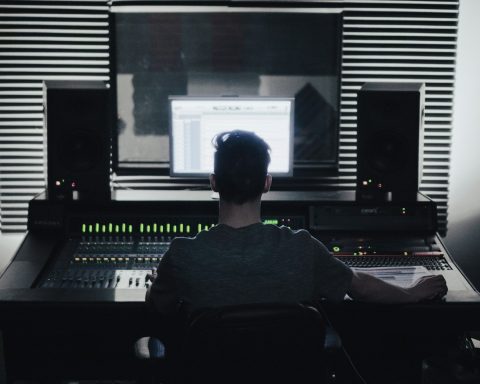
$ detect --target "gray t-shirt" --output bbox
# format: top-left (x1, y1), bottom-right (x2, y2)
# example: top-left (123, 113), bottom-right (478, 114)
top-left (148, 223), bottom-right (353, 314)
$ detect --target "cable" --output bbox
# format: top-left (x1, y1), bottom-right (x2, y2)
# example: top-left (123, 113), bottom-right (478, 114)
top-left (315, 302), bottom-right (368, 384)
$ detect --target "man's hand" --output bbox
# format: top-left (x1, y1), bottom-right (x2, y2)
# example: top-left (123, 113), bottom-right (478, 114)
top-left (408, 275), bottom-right (448, 302)
top-left (146, 268), bottom-right (158, 283)
top-left (349, 271), bottom-right (448, 303)
top-left (145, 268), bottom-right (158, 303)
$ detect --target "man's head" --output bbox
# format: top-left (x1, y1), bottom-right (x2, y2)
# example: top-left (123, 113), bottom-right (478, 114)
top-left (210, 130), bottom-right (272, 205)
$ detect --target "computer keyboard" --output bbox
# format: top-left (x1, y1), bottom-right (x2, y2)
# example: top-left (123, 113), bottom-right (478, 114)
top-left (336, 254), bottom-right (452, 271)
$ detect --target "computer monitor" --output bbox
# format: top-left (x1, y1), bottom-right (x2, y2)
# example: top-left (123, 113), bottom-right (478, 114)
top-left (169, 97), bottom-right (294, 177)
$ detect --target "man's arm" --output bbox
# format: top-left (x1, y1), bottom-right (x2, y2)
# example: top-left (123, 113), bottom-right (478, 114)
top-left (348, 271), bottom-right (448, 303)
top-left (145, 252), bottom-right (179, 315)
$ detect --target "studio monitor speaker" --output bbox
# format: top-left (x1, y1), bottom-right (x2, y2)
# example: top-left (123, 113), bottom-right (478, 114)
top-left (43, 81), bottom-right (110, 201)
top-left (356, 82), bottom-right (425, 201)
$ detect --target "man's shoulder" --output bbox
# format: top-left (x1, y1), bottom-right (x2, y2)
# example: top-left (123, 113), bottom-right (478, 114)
top-left (274, 225), bottom-right (313, 240)
top-left (167, 236), bottom-right (195, 252)
top-left (257, 224), bottom-right (315, 246)
top-left (168, 224), bottom-right (314, 248)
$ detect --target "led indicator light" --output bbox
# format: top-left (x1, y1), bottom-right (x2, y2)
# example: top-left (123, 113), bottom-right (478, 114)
top-left (147, 224), bottom-right (151, 233)
top-left (368, 179), bottom-right (372, 183)
top-left (333, 246), bottom-right (341, 252)
top-left (95, 223), bottom-right (99, 233)
top-left (82, 224), bottom-right (86, 233)
top-left (362, 181), bottom-right (368, 186)
top-left (264, 219), bottom-right (279, 225)
top-left (128, 224), bottom-right (133, 233)
top-left (186, 224), bottom-right (191, 233)
top-left (115, 224), bottom-right (119, 233)
top-left (140, 223), bottom-right (144, 233)
top-left (159, 225), bottom-right (164, 233)
top-left (180, 223), bottom-right (184, 233)
top-left (71, 182), bottom-right (76, 188)
top-left (122, 223), bottom-right (126, 233)
top-left (166, 223), bottom-right (171, 233)
top-left (102, 224), bottom-right (106, 233)
top-left (88, 224), bottom-right (93, 233)
top-left (204, 225), bottom-right (209, 231)
top-left (173, 225), bottom-right (177, 233)
top-left (153, 223), bottom-right (157, 233)
top-left (55, 180), bottom-right (61, 186)
top-left (198, 223), bottom-right (202, 233)
top-left (108, 223), bottom-right (113, 233)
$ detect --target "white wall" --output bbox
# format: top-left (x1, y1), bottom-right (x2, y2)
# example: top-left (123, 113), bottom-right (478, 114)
top-left (443, 0), bottom-right (480, 286)
top-left (0, 234), bottom-right (23, 275)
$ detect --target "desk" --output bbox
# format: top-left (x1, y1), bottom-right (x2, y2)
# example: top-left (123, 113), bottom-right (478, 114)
top-left (1, 191), bottom-right (479, 382)
top-left (1, 298), bottom-right (480, 383)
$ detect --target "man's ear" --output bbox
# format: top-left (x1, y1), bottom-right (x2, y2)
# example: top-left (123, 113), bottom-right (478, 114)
top-left (209, 174), bottom-right (218, 192)
top-left (263, 174), bottom-right (272, 193)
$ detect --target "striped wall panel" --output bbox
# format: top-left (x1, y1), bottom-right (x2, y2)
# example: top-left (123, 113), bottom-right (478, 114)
top-left (339, 0), bottom-right (458, 235)
top-left (0, 0), bottom-right (109, 232)
top-left (0, 0), bottom-right (459, 235)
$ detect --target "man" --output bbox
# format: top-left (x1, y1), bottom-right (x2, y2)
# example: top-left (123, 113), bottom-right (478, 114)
top-left (147, 130), bottom-right (447, 314)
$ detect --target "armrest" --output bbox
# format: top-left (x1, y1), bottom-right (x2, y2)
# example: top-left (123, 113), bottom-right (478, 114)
top-left (134, 337), bottom-right (166, 360)
top-left (324, 326), bottom-right (342, 352)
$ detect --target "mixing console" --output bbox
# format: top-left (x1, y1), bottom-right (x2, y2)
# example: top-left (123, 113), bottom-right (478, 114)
top-left (39, 216), bottom-right (305, 289)
top-left (39, 237), bottom-right (169, 289)
top-left (41, 235), bottom-right (453, 289)
top-left (323, 236), bottom-right (453, 270)
top-left (1, 191), bottom-right (470, 305)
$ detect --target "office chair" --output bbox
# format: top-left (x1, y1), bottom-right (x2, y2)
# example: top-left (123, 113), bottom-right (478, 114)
top-left (178, 302), bottom-right (331, 384)
top-left (136, 302), bottom-right (340, 384)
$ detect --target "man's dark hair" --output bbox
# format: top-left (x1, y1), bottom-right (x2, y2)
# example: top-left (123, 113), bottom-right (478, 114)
top-left (213, 130), bottom-right (271, 204)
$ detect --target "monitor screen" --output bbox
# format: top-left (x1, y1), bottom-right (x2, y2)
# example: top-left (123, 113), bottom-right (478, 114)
top-left (111, 6), bottom-right (342, 174)
top-left (169, 97), bottom-right (294, 177)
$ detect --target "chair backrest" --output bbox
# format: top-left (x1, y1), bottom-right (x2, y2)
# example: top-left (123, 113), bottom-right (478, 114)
top-left (175, 302), bottom-right (327, 384)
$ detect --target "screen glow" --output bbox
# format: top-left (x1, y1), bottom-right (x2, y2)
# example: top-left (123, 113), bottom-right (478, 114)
top-left (170, 98), bottom-right (294, 176)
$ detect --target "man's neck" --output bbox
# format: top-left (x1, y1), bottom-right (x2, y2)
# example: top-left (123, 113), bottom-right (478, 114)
top-left (218, 198), bottom-right (262, 229)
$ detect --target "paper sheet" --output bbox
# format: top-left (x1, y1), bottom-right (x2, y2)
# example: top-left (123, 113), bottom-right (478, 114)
top-left (352, 266), bottom-right (431, 288)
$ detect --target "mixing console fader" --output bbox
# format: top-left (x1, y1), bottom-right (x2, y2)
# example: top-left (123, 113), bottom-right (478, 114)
top-left (40, 237), bottom-right (170, 289)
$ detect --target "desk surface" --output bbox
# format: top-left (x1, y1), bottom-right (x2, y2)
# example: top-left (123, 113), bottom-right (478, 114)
top-left (113, 189), bottom-right (431, 203)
